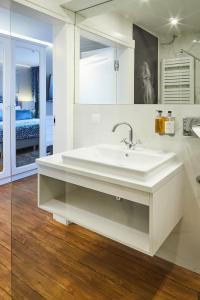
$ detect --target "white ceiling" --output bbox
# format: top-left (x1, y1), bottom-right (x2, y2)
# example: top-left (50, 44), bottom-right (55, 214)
top-left (61, 0), bottom-right (111, 12)
top-left (16, 47), bottom-right (40, 67)
top-left (111, 0), bottom-right (200, 37)
top-left (63, 0), bottom-right (200, 37)
top-left (80, 36), bottom-right (108, 52)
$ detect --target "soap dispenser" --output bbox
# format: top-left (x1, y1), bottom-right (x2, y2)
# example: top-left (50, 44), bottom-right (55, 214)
top-left (155, 110), bottom-right (165, 135)
top-left (165, 111), bottom-right (175, 136)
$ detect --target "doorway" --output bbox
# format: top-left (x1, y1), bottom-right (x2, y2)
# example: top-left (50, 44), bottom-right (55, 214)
top-left (0, 6), bottom-right (53, 184)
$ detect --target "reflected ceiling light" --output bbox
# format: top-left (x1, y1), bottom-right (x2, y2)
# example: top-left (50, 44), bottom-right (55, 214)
top-left (113, 32), bottom-right (124, 39)
top-left (193, 39), bottom-right (200, 43)
top-left (16, 64), bottom-right (31, 68)
top-left (169, 17), bottom-right (179, 26)
top-left (0, 29), bottom-right (53, 47)
top-left (12, 33), bottom-right (53, 47)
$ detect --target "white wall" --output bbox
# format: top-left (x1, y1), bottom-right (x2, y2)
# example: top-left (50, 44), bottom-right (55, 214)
top-left (16, 66), bottom-right (32, 103)
top-left (78, 12), bottom-right (133, 45)
top-left (53, 22), bottom-right (74, 153)
top-left (12, 0), bottom-right (74, 23)
top-left (0, 6), bottom-right (53, 43)
top-left (75, 13), bottom-right (200, 273)
top-left (11, 10), bottom-right (53, 43)
top-left (80, 47), bottom-right (116, 104)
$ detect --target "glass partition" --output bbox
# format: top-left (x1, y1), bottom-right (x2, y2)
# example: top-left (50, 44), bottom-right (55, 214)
top-left (0, 1), bottom-right (11, 299)
top-left (15, 45), bottom-right (40, 168)
top-left (11, 2), bottom-right (54, 298)
top-left (0, 43), bottom-right (4, 173)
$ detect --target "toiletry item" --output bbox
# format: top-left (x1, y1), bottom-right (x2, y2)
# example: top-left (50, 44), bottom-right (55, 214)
top-left (165, 111), bottom-right (175, 136)
top-left (155, 110), bottom-right (165, 135)
top-left (155, 110), bottom-right (162, 133)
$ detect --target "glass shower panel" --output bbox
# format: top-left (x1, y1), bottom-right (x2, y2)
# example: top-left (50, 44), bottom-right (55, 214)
top-left (15, 46), bottom-right (40, 168)
top-left (11, 3), bottom-right (53, 297)
top-left (0, 44), bottom-right (4, 172)
top-left (0, 2), bottom-right (11, 299)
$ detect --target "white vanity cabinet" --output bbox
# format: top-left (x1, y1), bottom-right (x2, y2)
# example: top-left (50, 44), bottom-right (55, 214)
top-left (37, 152), bottom-right (183, 256)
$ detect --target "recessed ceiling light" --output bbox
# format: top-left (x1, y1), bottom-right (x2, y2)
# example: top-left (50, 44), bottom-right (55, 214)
top-left (170, 17), bottom-right (178, 26)
top-left (193, 39), bottom-right (200, 43)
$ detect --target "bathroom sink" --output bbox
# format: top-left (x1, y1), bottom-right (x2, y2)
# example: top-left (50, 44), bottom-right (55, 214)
top-left (61, 145), bottom-right (176, 180)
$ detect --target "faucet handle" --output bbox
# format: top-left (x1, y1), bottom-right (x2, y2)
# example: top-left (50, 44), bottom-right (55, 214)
top-left (136, 139), bottom-right (142, 145)
top-left (120, 138), bottom-right (129, 145)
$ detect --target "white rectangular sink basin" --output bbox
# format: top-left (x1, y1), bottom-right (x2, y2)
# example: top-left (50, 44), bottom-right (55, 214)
top-left (61, 145), bottom-right (176, 180)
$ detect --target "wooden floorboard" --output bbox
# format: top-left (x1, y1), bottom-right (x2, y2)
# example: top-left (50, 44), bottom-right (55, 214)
top-left (0, 175), bottom-right (199, 299)
top-left (0, 183), bottom-right (11, 300)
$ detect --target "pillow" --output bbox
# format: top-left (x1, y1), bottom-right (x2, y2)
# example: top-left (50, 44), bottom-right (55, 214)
top-left (0, 110), bottom-right (2, 122)
top-left (16, 110), bottom-right (32, 120)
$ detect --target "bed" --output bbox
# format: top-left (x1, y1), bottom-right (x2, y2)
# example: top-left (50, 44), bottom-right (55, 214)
top-left (0, 111), bottom-right (40, 157)
top-left (0, 109), bottom-right (53, 158)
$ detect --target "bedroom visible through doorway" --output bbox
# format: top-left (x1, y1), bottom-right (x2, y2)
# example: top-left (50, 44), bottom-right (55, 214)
top-left (0, 5), bottom-right (53, 184)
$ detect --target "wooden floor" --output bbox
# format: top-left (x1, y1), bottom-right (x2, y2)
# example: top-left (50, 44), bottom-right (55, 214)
top-left (0, 176), bottom-right (199, 299)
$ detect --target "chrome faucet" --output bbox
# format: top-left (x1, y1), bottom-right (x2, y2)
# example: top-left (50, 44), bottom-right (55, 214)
top-left (112, 122), bottom-right (136, 149)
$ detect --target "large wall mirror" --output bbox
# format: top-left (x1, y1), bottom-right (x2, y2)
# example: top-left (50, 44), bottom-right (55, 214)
top-left (75, 0), bottom-right (200, 105)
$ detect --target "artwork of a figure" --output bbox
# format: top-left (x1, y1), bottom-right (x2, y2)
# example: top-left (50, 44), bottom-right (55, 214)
top-left (142, 61), bottom-right (155, 104)
top-left (133, 25), bottom-right (158, 104)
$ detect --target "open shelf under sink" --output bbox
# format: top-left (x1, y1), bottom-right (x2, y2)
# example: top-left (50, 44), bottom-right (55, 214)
top-left (40, 185), bottom-right (150, 254)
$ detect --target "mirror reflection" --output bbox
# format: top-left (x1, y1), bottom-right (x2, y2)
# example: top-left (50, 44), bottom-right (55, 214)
top-left (79, 32), bottom-right (116, 104)
top-left (76, 0), bottom-right (200, 105)
top-left (160, 34), bottom-right (200, 105)
top-left (77, 30), bottom-right (134, 105)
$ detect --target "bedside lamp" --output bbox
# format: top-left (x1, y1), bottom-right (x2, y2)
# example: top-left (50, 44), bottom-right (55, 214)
top-left (18, 94), bottom-right (34, 110)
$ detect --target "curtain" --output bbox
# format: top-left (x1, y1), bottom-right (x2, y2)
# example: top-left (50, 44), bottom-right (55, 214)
top-left (31, 67), bottom-right (39, 118)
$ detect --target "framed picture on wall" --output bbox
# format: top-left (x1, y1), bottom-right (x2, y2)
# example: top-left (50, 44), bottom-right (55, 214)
top-left (133, 24), bottom-right (158, 104)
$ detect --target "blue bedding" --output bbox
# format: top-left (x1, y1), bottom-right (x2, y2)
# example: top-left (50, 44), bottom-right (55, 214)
top-left (0, 119), bottom-right (39, 143)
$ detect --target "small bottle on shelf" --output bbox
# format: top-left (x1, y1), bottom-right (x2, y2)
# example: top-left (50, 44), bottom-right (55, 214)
top-left (164, 111), bottom-right (175, 136)
top-left (155, 110), bottom-right (165, 135)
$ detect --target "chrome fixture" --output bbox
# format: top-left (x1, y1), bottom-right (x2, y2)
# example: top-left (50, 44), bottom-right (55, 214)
top-left (160, 34), bottom-right (178, 46)
top-left (112, 122), bottom-right (137, 149)
top-left (177, 49), bottom-right (200, 63)
top-left (196, 176), bottom-right (200, 184)
top-left (183, 118), bottom-right (200, 136)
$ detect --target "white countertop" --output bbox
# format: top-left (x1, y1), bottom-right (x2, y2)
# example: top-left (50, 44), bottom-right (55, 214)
top-left (37, 153), bottom-right (183, 193)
